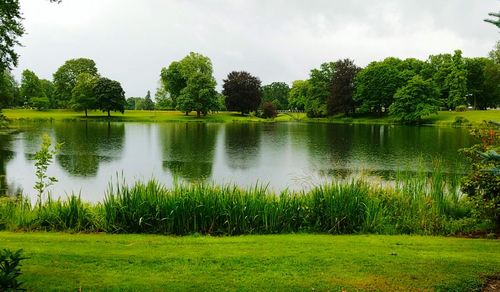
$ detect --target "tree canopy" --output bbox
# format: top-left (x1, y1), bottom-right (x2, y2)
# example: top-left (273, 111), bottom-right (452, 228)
top-left (93, 77), bottom-right (126, 117)
top-left (0, 0), bottom-right (24, 72)
top-left (160, 52), bottom-right (217, 116)
top-left (262, 82), bottom-right (290, 110)
top-left (389, 75), bottom-right (440, 123)
top-left (53, 58), bottom-right (99, 108)
top-left (305, 62), bottom-right (335, 117)
top-left (71, 73), bottom-right (98, 116)
top-left (288, 80), bottom-right (309, 111)
top-left (222, 71), bottom-right (262, 115)
top-left (327, 59), bottom-right (360, 116)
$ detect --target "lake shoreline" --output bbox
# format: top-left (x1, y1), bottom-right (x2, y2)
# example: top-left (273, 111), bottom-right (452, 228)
top-left (2, 109), bottom-right (498, 127)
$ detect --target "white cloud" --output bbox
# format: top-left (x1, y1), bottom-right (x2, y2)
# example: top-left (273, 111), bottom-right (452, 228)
top-left (13, 0), bottom-right (500, 96)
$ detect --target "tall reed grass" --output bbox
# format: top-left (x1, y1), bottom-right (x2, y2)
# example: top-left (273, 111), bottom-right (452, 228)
top-left (0, 171), bottom-right (481, 235)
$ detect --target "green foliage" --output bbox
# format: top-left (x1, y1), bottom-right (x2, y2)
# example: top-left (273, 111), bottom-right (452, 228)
top-left (455, 105), bottom-right (467, 112)
top-left (142, 91), bottom-right (155, 110)
top-left (0, 170), bottom-right (475, 236)
top-left (40, 79), bottom-right (55, 108)
top-left (305, 62), bottom-right (335, 117)
top-left (222, 71), bottom-right (262, 114)
top-left (93, 77), bottom-right (126, 117)
top-left (445, 50), bottom-right (468, 109)
top-left (160, 52), bottom-right (217, 116)
top-left (53, 58), bottom-right (99, 108)
top-left (33, 134), bottom-right (61, 208)
top-left (0, 70), bottom-right (19, 108)
top-left (70, 73), bottom-right (98, 116)
top-left (29, 96), bottom-right (50, 110)
top-left (461, 122), bottom-right (500, 230)
top-left (0, 0), bottom-right (24, 72)
top-left (154, 86), bottom-right (173, 110)
top-left (20, 69), bottom-right (44, 105)
top-left (484, 11), bottom-right (500, 28)
top-left (261, 102), bottom-right (277, 118)
top-left (354, 58), bottom-right (407, 114)
top-left (288, 80), bottom-right (309, 110)
top-left (490, 41), bottom-right (500, 64)
top-left (389, 75), bottom-right (440, 123)
top-left (0, 248), bottom-right (27, 291)
top-left (261, 82), bottom-right (290, 110)
top-left (327, 59), bottom-right (361, 115)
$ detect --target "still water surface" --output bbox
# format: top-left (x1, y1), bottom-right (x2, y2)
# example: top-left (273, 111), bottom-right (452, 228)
top-left (0, 121), bottom-right (474, 201)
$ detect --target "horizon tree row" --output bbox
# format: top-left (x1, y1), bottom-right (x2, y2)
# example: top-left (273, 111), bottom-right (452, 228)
top-left (1, 42), bottom-right (499, 122)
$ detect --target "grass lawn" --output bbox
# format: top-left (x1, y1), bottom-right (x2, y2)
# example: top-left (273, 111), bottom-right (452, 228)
top-left (1, 232), bottom-right (499, 291)
top-left (2, 108), bottom-right (499, 125)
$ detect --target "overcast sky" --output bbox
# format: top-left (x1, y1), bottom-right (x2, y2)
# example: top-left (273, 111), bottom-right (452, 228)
top-left (13, 0), bottom-right (500, 97)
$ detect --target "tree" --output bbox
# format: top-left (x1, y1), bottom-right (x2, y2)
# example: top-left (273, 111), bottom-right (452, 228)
top-left (354, 58), bottom-right (406, 114)
top-left (305, 62), bottom-right (335, 117)
top-left (327, 59), bottom-right (361, 115)
top-left (490, 41), bottom-right (500, 65)
top-left (389, 75), bottom-right (440, 123)
top-left (160, 52), bottom-right (217, 116)
top-left (262, 82), bottom-right (290, 110)
top-left (53, 58), bottom-right (99, 108)
top-left (0, 0), bottom-right (24, 72)
top-left (154, 86), bottom-right (173, 110)
top-left (20, 69), bottom-right (45, 106)
top-left (142, 90), bottom-right (155, 110)
top-left (40, 79), bottom-right (55, 108)
top-left (222, 71), bottom-right (262, 115)
top-left (0, 71), bottom-right (19, 107)
top-left (288, 80), bottom-right (309, 110)
top-left (261, 102), bottom-right (277, 118)
top-left (484, 11), bottom-right (500, 29)
top-left (177, 72), bottom-right (217, 117)
top-left (445, 50), bottom-right (467, 109)
top-left (71, 73), bottom-right (98, 116)
top-left (93, 77), bottom-right (126, 117)
top-left (482, 60), bottom-right (500, 109)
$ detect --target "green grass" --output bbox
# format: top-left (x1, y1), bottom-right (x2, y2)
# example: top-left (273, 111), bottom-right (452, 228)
top-left (0, 232), bottom-right (498, 291)
top-left (0, 175), bottom-right (484, 236)
top-left (2, 109), bottom-right (498, 125)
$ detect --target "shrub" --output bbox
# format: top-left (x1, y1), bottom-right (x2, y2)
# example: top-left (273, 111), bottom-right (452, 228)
top-left (455, 105), bottom-right (467, 112)
top-left (0, 249), bottom-right (27, 291)
top-left (29, 97), bottom-right (50, 110)
top-left (452, 116), bottom-right (470, 126)
top-left (461, 121), bottom-right (500, 231)
top-left (261, 102), bottom-right (277, 119)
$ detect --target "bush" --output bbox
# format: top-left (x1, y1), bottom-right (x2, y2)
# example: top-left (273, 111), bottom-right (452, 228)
top-left (461, 121), bottom-right (500, 231)
top-left (29, 97), bottom-right (50, 110)
top-left (0, 249), bottom-right (27, 291)
top-left (261, 102), bottom-right (277, 119)
top-left (455, 105), bottom-right (467, 112)
top-left (452, 116), bottom-right (470, 126)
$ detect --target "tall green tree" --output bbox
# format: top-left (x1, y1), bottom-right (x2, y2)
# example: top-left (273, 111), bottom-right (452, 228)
top-left (445, 50), bottom-right (467, 109)
top-left (0, 71), bottom-right (19, 107)
top-left (142, 90), bottom-right (155, 110)
top-left (327, 59), bottom-right (361, 115)
top-left (490, 41), bottom-right (500, 65)
top-left (71, 73), bottom-right (98, 117)
top-left (389, 75), bottom-right (440, 123)
top-left (0, 0), bottom-right (24, 73)
top-left (484, 11), bottom-right (500, 29)
top-left (222, 71), bottom-right (262, 115)
top-left (288, 80), bottom-right (309, 110)
top-left (20, 69), bottom-right (45, 106)
top-left (177, 72), bottom-right (217, 117)
top-left (40, 79), bottom-right (55, 108)
top-left (305, 62), bottom-right (335, 117)
top-left (354, 58), bottom-right (405, 114)
top-left (53, 58), bottom-right (99, 108)
top-left (93, 77), bottom-right (126, 117)
top-left (261, 82), bottom-right (290, 110)
top-left (154, 86), bottom-right (173, 110)
top-left (160, 52), bottom-right (217, 116)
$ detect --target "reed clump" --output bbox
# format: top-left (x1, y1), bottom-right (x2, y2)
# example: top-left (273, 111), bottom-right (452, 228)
top-left (0, 173), bottom-right (485, 235)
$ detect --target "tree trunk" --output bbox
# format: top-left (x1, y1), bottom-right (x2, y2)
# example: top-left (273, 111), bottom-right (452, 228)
top-left (85, 108), bottom-right (88, 117)
top-left (107, 110), bottom-right (110, 117)
top-left (185, 112), bottom-right (189, 116)
top-left (197, 111), bottom-right (201, 118)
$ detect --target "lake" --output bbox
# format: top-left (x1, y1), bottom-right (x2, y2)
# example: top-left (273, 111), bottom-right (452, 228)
top-left (0, 121), bottom-right (474, 201)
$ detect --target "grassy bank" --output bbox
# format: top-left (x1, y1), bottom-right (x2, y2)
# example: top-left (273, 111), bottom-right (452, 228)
top-left (0, 175), bottom-right (488, 235)
top-left (2, 109), bottom-right (498, 125)
top-left (0, 232), bottom-right (498, 291)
